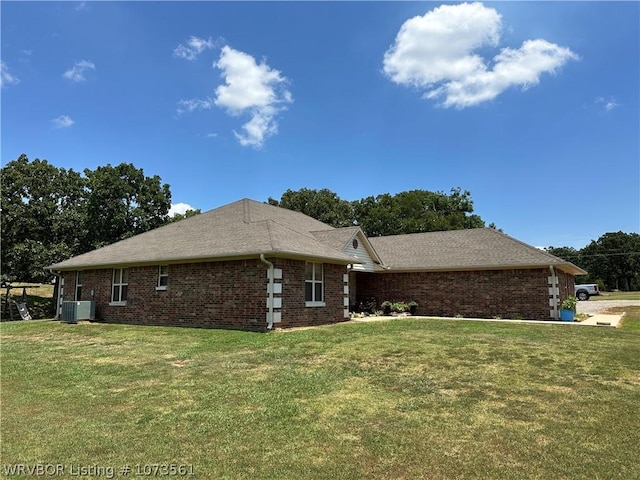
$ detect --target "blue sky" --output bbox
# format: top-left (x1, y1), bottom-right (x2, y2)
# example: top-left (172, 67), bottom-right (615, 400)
top-left (1, 1), bottom-right (638, 249)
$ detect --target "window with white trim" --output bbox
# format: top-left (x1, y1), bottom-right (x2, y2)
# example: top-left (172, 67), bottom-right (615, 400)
top-left (111, 268), bottom-right (128, 303)
top-left (157, 265), bottom-right (168, 289)
top-left (305, 262), bottom-right (324, 306)
top-left (75, 271), bottom-right (83, 301)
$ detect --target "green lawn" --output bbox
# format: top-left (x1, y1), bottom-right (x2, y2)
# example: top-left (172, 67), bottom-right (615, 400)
top-left (2, 311), bottom-right (639, 479)
top-left (591, 291), bottom-right (640, 301)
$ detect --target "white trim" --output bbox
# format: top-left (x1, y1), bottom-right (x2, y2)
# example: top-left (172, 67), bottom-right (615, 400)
top-left (155, 286), bottom-right (168, 291)
top-left (305, 262), bottom-right (324, 304)
top-left (157, 265), bottom-right (169, 289)
top-left (75, 271), bottom-right (83, 301)
top-left (109, 301), bottom-right (127, 307)
top-left (111, 268), bottom-right (128, 303)
top-left (305, 301), bottom-right (326, 308)
top-left (267, 297), bottom-right (282, 309)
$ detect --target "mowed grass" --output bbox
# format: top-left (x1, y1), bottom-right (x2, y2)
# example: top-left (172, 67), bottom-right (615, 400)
top-left (2, 311), bottom-right (640, 479)
top-left (591, 290), bottom-right (640, 301)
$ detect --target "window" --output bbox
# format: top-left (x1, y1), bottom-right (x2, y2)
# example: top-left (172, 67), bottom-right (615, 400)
top-left (75, 271), bottom-right (83, 301)
top-left (111, 268), bottom-right (128, 304)
top-left (157, 265), bottom-right (168, 289)
top-left (305, 262), bottom-right (324, 306)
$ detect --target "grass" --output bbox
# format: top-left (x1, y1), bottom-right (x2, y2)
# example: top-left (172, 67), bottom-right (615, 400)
top-left (591, 291), bottom-right (640, 301)
top-left (2, 308), bottom-right (639, 479)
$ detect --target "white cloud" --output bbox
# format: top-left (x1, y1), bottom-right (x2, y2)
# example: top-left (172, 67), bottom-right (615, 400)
top-left (383, 2), bottom-right (579, 108)
top-left (52, 115), bottom-right (74, 128)
top-left (63, 60), bottom-right (95, 82)
top-left (176, 97), bottom-right (215, 115)
top-left (169, 202), bottom-right (195, 216)
top-left (595, 96), bottom-right (619, 112)
top-left (173, 36), bottom-right (217, 61)
top-left (214, 45), bottom-right (293, 148)
top-left (1, 61), bottom-right (20, 88)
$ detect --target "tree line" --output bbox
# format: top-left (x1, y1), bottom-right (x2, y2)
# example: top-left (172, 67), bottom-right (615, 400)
top-left (267, 187), bottom-right (496, 236)
top-left (546, 232), bottom-right (640, 292)
top-left (5, 155), bottom-right (636, 291)
top-left (2, 156), bottom-right (494, 283)
top-left (1, 155), bottom-right (187, 282)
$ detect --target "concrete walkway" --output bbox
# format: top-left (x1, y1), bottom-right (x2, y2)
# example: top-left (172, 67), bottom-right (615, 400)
top-left (576, 313), bottom-right (624, 327)
top-left (351, 313), bottom-right (626, 328)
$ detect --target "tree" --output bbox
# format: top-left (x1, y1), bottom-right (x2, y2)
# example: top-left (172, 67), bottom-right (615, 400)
top-left (580, 232), bottom-right (640, 291)
top-left (269, 187), bottom-right (490, 236)
top-left (352, 194), bottom-right (401, 237)
top-left (1, 155), bottom-right (87, 282)
top-left (352, 188), bottom-right (486, 236)
top-left (545, 246), bottom-right (582, 263)
top-left (268, 188), bottom-right (354, 228)
top-left (1, 155), bottom-right (174, 282)
top-left (83, 163), bottom-right (171, 249)
top-left (169, 208), bottom-right (202, 223)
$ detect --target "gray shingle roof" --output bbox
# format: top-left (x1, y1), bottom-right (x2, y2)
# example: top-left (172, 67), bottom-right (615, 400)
top-left (49, 199), bottom-right (357, 270)
top-left (49, 199), bottom-right (586, 276)
top-left (368, 228), bottom-right (586, 275)
top-left (311, 226), bottom-right (361, 251)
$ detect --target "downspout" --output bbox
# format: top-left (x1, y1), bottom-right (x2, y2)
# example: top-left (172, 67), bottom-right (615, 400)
top-left (549, 265), bottom-right (559, 320)
top-left (260, 254), bottom-right (274, 331)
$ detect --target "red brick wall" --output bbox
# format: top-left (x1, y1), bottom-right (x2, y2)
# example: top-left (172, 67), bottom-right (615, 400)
top-left (60, 258), bottom-right (349, 330)
top-left (557, 269), bottom-right (575, 304)
top-left (62, 260), bottom-right (267, 330)
top-left (356, 268), bottom-right (575, 320)
top-left (273, 259), bottom-right (348, 328)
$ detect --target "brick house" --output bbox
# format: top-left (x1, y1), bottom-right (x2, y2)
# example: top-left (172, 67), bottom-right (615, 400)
top-left (48, 198), bottom-right (585, 330)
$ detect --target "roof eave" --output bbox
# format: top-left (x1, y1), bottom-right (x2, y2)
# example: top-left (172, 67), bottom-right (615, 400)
top-left (47, 249), bottom-right (359, 271)
top-left (377, 262), bottom-right (587, 275)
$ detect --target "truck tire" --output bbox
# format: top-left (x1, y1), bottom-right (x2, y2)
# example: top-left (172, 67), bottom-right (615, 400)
top-left (576, 290), bottom-right (589, 301)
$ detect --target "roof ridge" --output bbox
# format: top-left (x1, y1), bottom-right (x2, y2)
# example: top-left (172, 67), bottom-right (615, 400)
top-left (265, 219), bottom-right (277, 251)
top-left (484, 228), bottom-right (568, 264)
top-left (310, 226), bottom-right (357, 234)
top-left (243, 198), bottom-right (251, 224)
top-left (370, 227), bottom-right (488, 241)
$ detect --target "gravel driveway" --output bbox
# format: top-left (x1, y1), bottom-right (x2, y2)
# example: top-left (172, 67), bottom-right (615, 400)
top-left (576, 300), bottom-right (640, 315)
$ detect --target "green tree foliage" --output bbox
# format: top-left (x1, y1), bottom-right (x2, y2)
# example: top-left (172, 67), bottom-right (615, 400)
top-left (84, 163), bottom-right (171, 249)
top-left (268, 188), bottom-right (354, 228)
top-left (1, 155), bottom-right (172, 282)
top-left (1, 155), bottom-right (86, 282)
top-left (270, 187), bottom-right (488, 237)
top-left (545, 246), bottom-right (581, 263)
top-left (352, 193), bottom-right (401, 237)
top-left (354, 188), bottom-right (486, 236)
top-left (580, 232), bottom-right (640, 291)
top-left (168, 208), bottom-right (202, 223)
top-left (546, 232), bottom-right (640, 291)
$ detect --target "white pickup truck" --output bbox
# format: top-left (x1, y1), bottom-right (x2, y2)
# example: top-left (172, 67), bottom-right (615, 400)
top-left (575, 284), bottom-right (600, 301)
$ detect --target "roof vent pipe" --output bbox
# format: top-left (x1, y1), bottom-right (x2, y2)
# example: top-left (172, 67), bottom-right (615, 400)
top-left (260, 254), bottom-right (275, 331)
